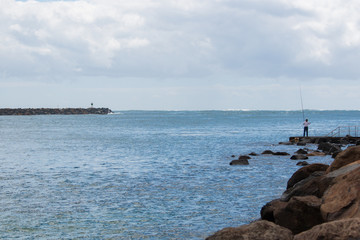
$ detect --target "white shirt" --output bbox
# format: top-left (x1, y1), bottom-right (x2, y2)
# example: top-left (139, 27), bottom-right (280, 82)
top-left (303, 121), bottom-right (311, 127)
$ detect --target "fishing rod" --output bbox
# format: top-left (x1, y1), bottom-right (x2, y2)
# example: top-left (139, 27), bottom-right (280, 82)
top-left (299, 86), bottom-right (305, 121)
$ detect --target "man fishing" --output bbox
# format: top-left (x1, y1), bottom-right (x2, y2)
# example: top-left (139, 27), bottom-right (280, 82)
top-left (303, 119), bottom-right (311, 137)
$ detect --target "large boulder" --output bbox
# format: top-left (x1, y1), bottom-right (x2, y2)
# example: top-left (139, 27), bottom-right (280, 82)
top-left (205, 220), bottom-right (293, 240)
top-left (327, 145), bottom-right (360, 172)
top-left (321, 166), bottom-right (360, 221)
top-left (318, 142), bottom-right (341, 155)
top-left (282, 162), bottom-right (360, 202)
top-left (261, 199), bottom-right (287, 222)
top-left (287, 163), bottom-right (329, 189)
top-left (261, 196), bottom-right (323, 234)
top-left (293, 218), bottom-right (360, 240)
top-left (281, 171), bottom-right (329, 202)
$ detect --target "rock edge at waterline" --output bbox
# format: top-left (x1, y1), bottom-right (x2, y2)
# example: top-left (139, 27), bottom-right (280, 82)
top-left (207, 145), bottom-right (360, 240)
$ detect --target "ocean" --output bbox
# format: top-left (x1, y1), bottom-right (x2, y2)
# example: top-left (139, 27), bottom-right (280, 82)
top-left (0, 110), bottom-right (359, 239)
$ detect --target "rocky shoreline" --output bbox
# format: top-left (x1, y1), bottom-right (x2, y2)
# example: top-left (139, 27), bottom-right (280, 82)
top-left (0, 108), bottom-right (112, 115)
top-left (207, 138), bottom-right (360, 240)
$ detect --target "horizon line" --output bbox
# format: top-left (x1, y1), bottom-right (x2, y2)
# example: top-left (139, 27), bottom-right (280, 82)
top-left (111, 109), bottom-right (360, 112)
top-left (1, 107), bottom-right (359, 112)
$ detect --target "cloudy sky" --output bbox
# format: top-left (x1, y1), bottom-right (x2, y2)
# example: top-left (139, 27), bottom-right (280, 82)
top-left (1, 0), bottom-right (360, 110)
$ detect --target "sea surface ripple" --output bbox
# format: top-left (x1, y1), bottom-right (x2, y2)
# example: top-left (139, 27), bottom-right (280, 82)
top-left (0, 110), bottom-right (359, 239)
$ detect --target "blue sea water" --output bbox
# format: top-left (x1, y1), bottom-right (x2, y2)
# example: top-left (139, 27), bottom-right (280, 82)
top-left (0, 110), bottom-right (359, 239)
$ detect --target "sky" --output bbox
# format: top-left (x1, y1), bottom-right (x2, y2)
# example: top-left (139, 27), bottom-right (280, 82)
top-left (1, 0), bottom-right (360, 110)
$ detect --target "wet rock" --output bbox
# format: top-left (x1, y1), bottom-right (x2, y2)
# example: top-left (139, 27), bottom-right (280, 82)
top-left (206, 220), bottom-right (293, 240)
top-left (307, 151), bottom-right (326, 157)
top-left (318, 142), bottom-right (342, 155)
top-left (279, 141), bottom-right (293, 145)
top-left (327, 145), bottom-right (360, 173)
top-left (262, 150), bottom-right (275, 155)
top-left (287, 163), bottom-right (329, 189)
top-left (331, 151), bottom-right (341, 158)
top-left (339, 139), bottom-right (350, 145)
top-left (238, 155), bottom-right (251, 160)
top-left (249, 152), bottom-right (258, 156)
top-left (261, 199), bottom-right (287, 222)
top-left (273, 152), bottom-right (290, 156)
top-left (290, 154), bottom-right (308, 160)
top-left (293, 218), bottom-right (360, 240)
top-left (229, 159), bottom-right (249, 165)
top-left (295, 149), bottom-right (308, 155)
top-left (296, 161), bottom-right (309, 166)
top-left (269, 196), bottom-right (323, 234)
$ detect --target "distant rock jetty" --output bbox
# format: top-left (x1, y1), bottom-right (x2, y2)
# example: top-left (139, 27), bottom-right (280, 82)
top-left (0, 108), bottom-right (112, 115)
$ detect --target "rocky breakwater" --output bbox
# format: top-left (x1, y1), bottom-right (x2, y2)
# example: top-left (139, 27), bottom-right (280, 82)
top-left (0, 108), bottom-right (112, 115)
top-left (207, 145), bottom-right (360, 240)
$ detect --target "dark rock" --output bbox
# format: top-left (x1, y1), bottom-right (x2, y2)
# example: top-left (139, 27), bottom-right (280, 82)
top-left (279, 141), bottom-right (294, 145)
top-left (261, 199), bottom-right (287, 222)
top-left (295, 149), bottom-right (308, 154)
top-left (297, 142), bottom-right (307, 146)
top-left (229, 159), bottom-right (249, 165)
top-left (262, 150), bottom-right (275, 155)
top-left (231, 155), bottom-right (235, 158)
top-left (238, 155), bottom-right (251, 160)
top-left (302, 138), bottom-right (314, 144)
top-left (206, 220), bottom-right (293, 240)
top-left (294, 218), bottom-right (360, 240)
top-left (316, 138), bottom-right (329, 144)
top-left (331, 151), bottom-right (341, 158)
top-left (296, 161), bottom-right (309, 166)
top-left (290, 154), bottom-right (308, 160)
top-left (287, 163), bottom-right (329, 189)
top-left (272, 196), bottom-right (323, 234)
top-left (249, 152), bottom-right (258, 156)
top-left (273, 152), bottom-right (290, 156)
top-left (318, 142), bottom-right (342, 155)
top-left (261, 196), bottom-right (323, 234)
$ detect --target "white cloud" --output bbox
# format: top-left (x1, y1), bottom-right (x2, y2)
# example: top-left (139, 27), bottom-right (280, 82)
top-left (2, 0), bottom-right (360, 78)
top-left (1, 0), bottom-right (360, 109)
top-left (290, 0), bottom-right (360, 68)
top-left (0, 0), bottom-right (150, 73)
